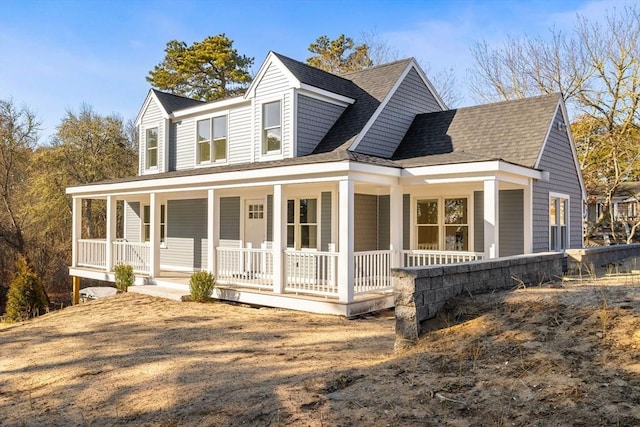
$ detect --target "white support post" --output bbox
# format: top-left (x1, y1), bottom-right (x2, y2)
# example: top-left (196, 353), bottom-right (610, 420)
top-left (105, 195), bottom-right (116, 271)
top-left (149, 192), bottom-right (160, 278)
top-left (272, 184), bottom-right (285, 293)
top-left (523, 180), bottom-right (533, 254)
top-left (207, 189), bottom-right (217, 275)
top-left (71, 197), bottom-right (82, 268)
top-left (483, 179), bottom-right (499, 258)
top-left (389, 184), bottom-right (403, 268)
top-left (338, 179), bottom-right (354, 303)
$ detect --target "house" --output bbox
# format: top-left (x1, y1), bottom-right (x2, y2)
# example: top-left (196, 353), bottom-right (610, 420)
top-left (67, 51), bottom-right (585, 316)
top-left (586, 181), bottom-right (640, 243)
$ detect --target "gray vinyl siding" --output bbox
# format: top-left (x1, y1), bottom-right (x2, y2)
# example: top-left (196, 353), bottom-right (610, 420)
top-left (253, 62), bottom-right (292, 160)
top-left (403, 194), bottom-right (410, 250)
top-left (355, 194), bottom-right (378, 251)
top-left (499, 190), bottom-right (524, 256)
top-left (266, 194), bottom-right (273, 242)
top-left (356, 67), bottom-right (442, 158)
top-left (297, 94), bottom-right (345, 156)
top-left (474, 192), bottom-right (484, 252)
top-left (219, 197), bottom-right (241, 240)
top-left (378, 195), bottom-right (390, 250)
top-left (160, 199), bottom-right (207, 270)
top-left (140, 99), bottom-right (165, 174)
top-left (124, 201), bottom-right (141, 242)
top-left (532, 107), bottom-right (584, 251)
top-left (321, 192), bottom-right (332, 251)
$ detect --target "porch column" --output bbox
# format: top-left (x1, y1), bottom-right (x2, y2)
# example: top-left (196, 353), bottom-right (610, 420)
top-left (105, 195), bottom-right (116, 271)
top-left (207, 189), bottom-right (218, 275)
top-left (483, 179), bottom-right (499, 258)
top-left (389, 184), bottom-right (403, 268)
top-left (71, 197), bottom-right (82, 268)
top-left (338, 179), bottom-right (354, 303)
top-left (523, 180), bottom-right (533, 253)
top-left (272, 184), bottom-right (285, 293)
top-left (149, 192), bottom-right (160, 278)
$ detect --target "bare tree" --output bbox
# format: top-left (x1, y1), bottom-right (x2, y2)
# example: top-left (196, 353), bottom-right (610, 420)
top-left (468, 5), bottom-right (640, 242)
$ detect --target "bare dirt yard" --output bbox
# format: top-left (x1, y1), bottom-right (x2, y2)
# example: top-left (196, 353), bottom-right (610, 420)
top-left (2, 276), bottom-right (640, 426)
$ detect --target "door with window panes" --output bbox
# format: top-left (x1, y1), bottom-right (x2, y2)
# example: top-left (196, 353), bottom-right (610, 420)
top-left (286, 198), bottom-right (318, 283)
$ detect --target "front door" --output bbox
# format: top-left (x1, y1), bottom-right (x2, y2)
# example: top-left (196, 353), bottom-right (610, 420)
top-left (244, 199), bottom-right (266, 248)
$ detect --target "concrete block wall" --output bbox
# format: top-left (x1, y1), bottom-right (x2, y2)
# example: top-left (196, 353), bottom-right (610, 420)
top-left (566, 244), bottom-right (640, 273)
top-left (392, 253), bottom-right (564, 351)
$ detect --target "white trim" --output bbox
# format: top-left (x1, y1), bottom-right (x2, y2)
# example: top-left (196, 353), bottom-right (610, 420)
top-left (549, 192), bottom-right (571, 251)
top-left (348, 60), bottom-right (446, 152)
top-left (535, 99), bottom-right (587, 200)
top-left (292, 89), bottom-right (298, 157)
top-left (171, 96), bottom-right (247, 119)
top-left (297, 84), bottom-right (355, 106)
top-left (245, 52), bottom-right (299, 99)
top-left (135, 90), bottom-right (170, 126)
top-left (403, 160), bottom-right (545, 181)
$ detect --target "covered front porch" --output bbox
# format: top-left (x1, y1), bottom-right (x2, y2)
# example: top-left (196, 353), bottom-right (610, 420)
top-left (67, 159), bottom-right (542, 315)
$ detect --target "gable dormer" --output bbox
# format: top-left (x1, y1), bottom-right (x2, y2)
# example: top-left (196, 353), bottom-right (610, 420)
top-left (135, 90), bottom-right (204, 176)
top-left (246, 52), bottom-right (355, 160)
top-left (348, 59), bottom-right (446, 158)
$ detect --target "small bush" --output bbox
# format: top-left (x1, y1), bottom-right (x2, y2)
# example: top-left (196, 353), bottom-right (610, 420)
top-left (6, 258), bottom-right (48, 322)
top-left (189, 271), bottom-right (215, 302)
top-left (114, 264), bottom-right (134, 292)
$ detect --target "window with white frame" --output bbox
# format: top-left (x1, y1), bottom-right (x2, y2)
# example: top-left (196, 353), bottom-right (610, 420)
top-left (416, 197), bottom-right (469, 251)
top-left (197, 115), bottom-right (227, 164)
top-left (287, 198), bottom-right (317, 249)
top-left (550, 195), bottom-right (568, 250)
top-left (143, 204), bottom-right (166, 245)
top-left (146, 127), bottom-right (158, 169)
top-left (262, 101), bottom-right (281, 154)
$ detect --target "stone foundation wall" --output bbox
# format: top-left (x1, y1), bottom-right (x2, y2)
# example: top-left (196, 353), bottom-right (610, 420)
top-left (392, 253), bottom-right (564, 351)
top-left (566, 244), bottom-right (640, 273)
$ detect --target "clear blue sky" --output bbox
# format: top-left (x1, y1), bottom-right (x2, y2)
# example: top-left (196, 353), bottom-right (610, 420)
top-left (0, 0), bottom-right (631, 143)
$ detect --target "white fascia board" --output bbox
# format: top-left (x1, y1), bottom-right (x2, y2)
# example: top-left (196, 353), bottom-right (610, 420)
top-left (171, 96), bottom-right (248, 119)
top-left (535, 99), bottom-right (587, 200)
top-left (348, 61), bottom-right (413, 152)
top-left (297, 84), bottom-right (355, 106)
top-left (66, 160), bottom-right (401, 198)
top-left (135, 90), bottom-right (169, 126)
top-left (409, 58), bottom-right (447, 110)
top-left (403, 161), bottom-right (545, 181)
top-left (245, 52), bottom-right (299, 99)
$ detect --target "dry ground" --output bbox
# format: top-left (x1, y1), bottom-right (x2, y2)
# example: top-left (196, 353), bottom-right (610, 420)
top-left (2, 276), bottom-right (640, 426)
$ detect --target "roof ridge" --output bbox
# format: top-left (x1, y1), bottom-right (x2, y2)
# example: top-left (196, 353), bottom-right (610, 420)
top-left (452, 93), bottom-right (561, 112)
top-left (151, 88), bottom-right (204, 103)
top-left (271, 51), bottom-right (355, 84)
top-left (340, 57), bottom-right (413, 77)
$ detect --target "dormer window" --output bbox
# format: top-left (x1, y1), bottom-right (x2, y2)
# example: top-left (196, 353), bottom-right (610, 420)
top-left (197, 116), bottom-right (227, 164)
top-left (146, 127), bottom-right (158, 169)
top-left (262, 101), bottom-right (281, 154)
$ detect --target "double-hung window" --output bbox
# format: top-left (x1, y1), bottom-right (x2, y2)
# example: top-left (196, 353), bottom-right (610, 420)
top-left (143, 204), bottom-right (166, 245)
top-left (262, 101), bottom-right (281, 154)
top-left (146, 127), bottom-right (158, 169)
top-left (287, 198), bottom-right (317, 249)
top-left (550, 195), bottom-right (568, 250)
top-left (197, 115), bottom-right (227, 164)
top-left (416, 197), bottom-right (469, 251)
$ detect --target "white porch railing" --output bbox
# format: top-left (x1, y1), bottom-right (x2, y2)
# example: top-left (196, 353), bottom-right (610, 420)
top-left (354, 250), bottom-right (393, 295)
top-left (77, 239), bottom-right (107, 269)
top-left (402, 250), bottom-right (484, 267)
top-left (216, 245), bottom-right (273, 289)
top-left (113, 241), bottom-right (150, 273)
top-left (285, 250), bottom-right (338, 297)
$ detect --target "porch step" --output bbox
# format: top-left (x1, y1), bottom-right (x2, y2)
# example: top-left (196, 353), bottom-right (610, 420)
top-left (128, 285), bottom-right (188, 302)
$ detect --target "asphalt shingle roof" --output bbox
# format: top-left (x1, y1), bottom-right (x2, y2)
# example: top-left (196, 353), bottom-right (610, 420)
top-left (393, 93), bottom-right (562, 168)
top-left (152, 89), bottom-right (205, 114)
top-left (312, 59), bottom-right (413, 153)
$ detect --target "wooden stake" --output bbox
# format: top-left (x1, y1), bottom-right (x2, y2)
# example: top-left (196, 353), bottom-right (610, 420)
top-left (72, 276), bottom-right (80, 305)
